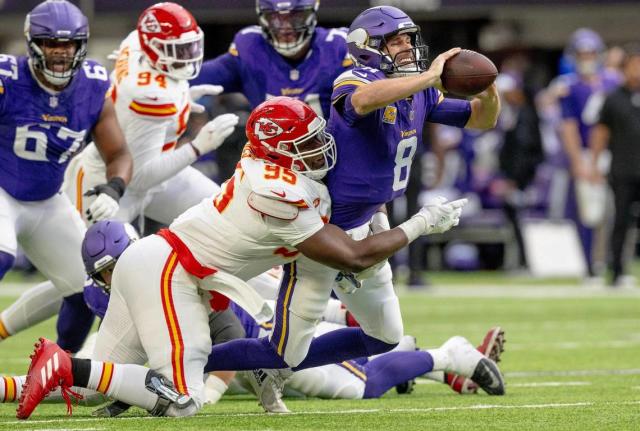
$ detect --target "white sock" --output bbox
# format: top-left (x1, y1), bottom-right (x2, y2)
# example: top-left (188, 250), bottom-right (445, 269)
top-left (84, 360), bottom-right (158, 410)
top-left (0, 376), bottom-right (24, 402)
top-left (423, 371), bottom-right (446, 383)
top-left (426, 347), bottom-right (450, 371)
top-left (204, 374), bottom-right (228, 405)
top-left (0, 281), bottom-right (63, 336)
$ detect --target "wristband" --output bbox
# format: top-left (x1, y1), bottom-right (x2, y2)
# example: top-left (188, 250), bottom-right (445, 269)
top-left (106, 177), bottom-right (126, 199)
top-left (397, 215), bottom-right (428, 242)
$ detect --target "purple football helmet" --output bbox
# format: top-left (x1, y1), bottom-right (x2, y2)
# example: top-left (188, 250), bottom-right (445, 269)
top-left (346, 6), bottom-right (428, 77)
top-left (81, 220), bottom-right (139, 291)
top-left (565, 28), bottom-right (605, 76)
top-left (256, 0), bottom-right (319, 57)
top-left (24, 0), bottom-right (89, 86)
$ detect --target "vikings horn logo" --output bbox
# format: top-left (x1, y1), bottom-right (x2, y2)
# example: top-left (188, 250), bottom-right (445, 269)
top-left (140, 12), bottom-right (161, 33)
top-left (255, 118), bottom-right (284, 140)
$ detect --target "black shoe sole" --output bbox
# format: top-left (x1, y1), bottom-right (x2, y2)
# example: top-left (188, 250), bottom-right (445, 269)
top-left (471, 358), bottom-right (505, 395)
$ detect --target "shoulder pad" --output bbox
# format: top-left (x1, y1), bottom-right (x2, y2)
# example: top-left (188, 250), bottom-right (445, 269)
top-left (232, 26), bottom-right (265, 56)
top-left (248, 192), bottom-right (299, 220)
top-left (0, 54), bottom-right (19, 81)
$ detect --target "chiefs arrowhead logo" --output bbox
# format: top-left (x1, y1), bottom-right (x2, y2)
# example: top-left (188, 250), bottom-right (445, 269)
top-left (140, 12), bottom-right (162, 33)
top-left (255, 118), bottom-right (284, 140)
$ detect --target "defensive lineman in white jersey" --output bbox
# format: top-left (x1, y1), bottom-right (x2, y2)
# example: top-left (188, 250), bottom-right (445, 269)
top-left (63, 3), bottom-right (238, 226)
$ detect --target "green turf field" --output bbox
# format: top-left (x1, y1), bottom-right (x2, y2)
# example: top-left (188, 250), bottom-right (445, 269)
top-left (0, 277), bottom-right (638, 430)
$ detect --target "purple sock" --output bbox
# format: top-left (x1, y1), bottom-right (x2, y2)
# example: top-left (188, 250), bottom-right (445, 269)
top-left (293, 328), bottom-right (397, 371)
top-left (363, 351), bottom-right (434, 399)
top-left (56, 293), bottom-right (95, 353)
top-left (204, 336), bottom-right (288, 371)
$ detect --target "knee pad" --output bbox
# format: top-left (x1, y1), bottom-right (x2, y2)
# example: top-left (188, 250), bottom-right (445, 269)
top-left (379, 296), bottom-right (403, 344)
top-left (0, 251), bottom-right (15, 280)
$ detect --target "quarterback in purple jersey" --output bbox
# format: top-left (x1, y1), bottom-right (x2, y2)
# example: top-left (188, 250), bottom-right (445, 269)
top-left (190, 0), bottom-right (351, 117)
top-left (0, 0), bottom-right (132, 351)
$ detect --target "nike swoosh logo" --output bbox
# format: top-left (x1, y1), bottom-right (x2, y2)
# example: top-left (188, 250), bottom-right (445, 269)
top-left (144, 96), bottom-right (159, 101)
top-left (271, 190), bottom-right (286, 198)
top-left (352, 70), bottom-right (368, 79)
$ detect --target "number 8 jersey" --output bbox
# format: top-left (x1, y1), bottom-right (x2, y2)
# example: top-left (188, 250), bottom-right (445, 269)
top-left (0, 54), bottom-right (109, 201)
top-left (326, 67), bottom-right (472, 230)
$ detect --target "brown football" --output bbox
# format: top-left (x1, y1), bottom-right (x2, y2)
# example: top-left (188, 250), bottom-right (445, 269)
top-left (441, 49), bottom-right (498, 97)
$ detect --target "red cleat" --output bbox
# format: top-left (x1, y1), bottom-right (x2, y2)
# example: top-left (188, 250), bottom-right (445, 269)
top-left (16, 338), bottom-right (79, 419)
top-left (445, 327), bottom-right (506, 394)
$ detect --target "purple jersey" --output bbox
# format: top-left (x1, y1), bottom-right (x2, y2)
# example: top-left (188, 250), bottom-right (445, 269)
top-left (0, 55), bottom-right (109, 201)
top-left (190, 26), bottom-right (351, 118)
top-left (326, 67), bottom-right (472, 229)
top-left (558, 70), bottom-right (620, 147)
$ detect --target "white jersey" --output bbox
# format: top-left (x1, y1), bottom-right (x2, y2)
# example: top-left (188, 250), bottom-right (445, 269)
top-left (169, 154), bottom-right (331, 281)
top-left (63, 31), bottom-right (209, 223)
top-left (85, 31), bottom-right (193, 192)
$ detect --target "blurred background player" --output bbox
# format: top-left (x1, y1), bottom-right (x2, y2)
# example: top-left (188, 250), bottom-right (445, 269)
top-left (589, 44), bottom-right (640, 287)
top-left (550, 28), bottom-right (621, 280)
top-left (0, 0), bottom-right (132, 352)
top-left (190, 0), bottom-right (352, 180)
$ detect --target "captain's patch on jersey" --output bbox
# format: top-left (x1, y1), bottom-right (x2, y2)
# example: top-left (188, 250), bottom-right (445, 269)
top-left (382, 106), bottom-right (397, 124)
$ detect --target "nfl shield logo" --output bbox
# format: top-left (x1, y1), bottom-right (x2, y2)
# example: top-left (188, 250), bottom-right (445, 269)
top-left (49, 96), bottom-right (58, 108)
top-left (290, 69), bottom-right (300, 81)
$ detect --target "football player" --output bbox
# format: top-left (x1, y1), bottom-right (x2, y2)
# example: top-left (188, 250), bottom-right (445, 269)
top-left (190, 0), bottom-right (351, 118)
top-left (549, 28), bottom-right (620, 278)
top-left (200, 5), bottom-right (502, 403)
top-left (0, 0), bottom-right (132, 351)
top-left (63, 2), bottom-right (238, 226)
top-left (16, 97), bottom-right (469, 419)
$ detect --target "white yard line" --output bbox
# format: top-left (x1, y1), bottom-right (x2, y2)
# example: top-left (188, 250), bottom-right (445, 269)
top-left (3, 401), bottom-right (640, 425)
top-left (505, 368), bottom-right (640, 378)
top-left (415, 380), bottom-right (593, 388)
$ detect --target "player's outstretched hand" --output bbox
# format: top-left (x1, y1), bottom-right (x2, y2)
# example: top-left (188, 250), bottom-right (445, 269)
top-left (189, 85), bottom-right (224, 114)
top-left (399, 196), bottom-right (467, 241)
top-left (418, 196), bottom-right (467, 235)
top-left (190, 113), bottom-right (239, 156)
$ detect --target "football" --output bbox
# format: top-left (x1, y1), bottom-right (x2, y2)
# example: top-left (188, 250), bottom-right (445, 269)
top-left (441, 49), bottom-right (498, 97)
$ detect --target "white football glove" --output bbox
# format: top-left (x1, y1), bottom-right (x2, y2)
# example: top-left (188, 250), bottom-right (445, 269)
top-left (189, 84), bottom-right (224, 114)
top-left (86, 193), bottom-right (119, 223)
top-left (399, 196), bottom-right (468, 241)
top-left (190, 113), bottom-right (239, 156)
top-left (84, 178), bottom-right (125, 223)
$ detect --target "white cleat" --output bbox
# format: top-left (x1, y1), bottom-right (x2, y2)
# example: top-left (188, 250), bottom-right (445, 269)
top-left (243, 368), bottom-right (292, 413)
top-left (442, 336), bottom-right (505, 395)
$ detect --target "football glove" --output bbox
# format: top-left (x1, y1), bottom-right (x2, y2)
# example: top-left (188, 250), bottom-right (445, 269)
top-left (189, 84), bottom-right (224, 114)
top-left (190, 113), bottom-right (239, 156)
top-left (84, 177), bottom-right (126, 223)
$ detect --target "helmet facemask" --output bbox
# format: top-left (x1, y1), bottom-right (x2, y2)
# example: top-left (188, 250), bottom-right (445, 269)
top-left (146, 29), bottom-right (204, 80)
top-left (266, 117), bottom-right (336, 180)
top-left (382, 29), bottom-right (429, 77)
top-left (258, 7), bottom-right (317, 57)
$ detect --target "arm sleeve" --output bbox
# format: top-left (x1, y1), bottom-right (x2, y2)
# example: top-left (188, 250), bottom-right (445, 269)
top-left (189, 52), bottom-right (242, 92)
top-left (264, 206), bottom-right (325, 246)
top-left (427, 94), bottom-right (472, 128)
top-left (124, 114), bottom-right (197, 192)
